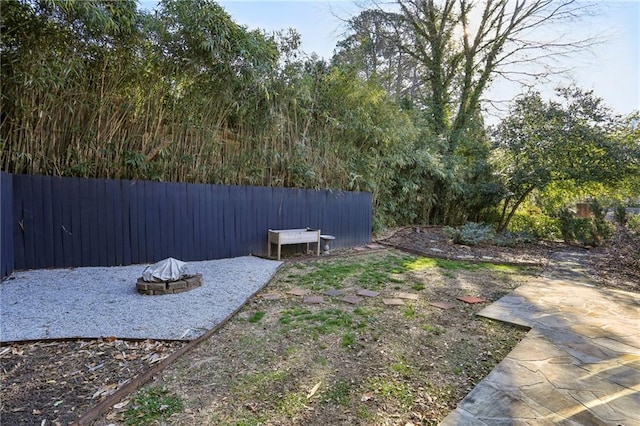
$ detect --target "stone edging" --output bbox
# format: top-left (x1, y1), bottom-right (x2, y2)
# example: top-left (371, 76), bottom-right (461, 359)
top-left (136, 274), bottom-right (203, 295)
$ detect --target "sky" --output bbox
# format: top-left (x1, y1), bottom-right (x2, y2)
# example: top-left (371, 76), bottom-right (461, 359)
top-left (139, 0), bottom-right (640, 119)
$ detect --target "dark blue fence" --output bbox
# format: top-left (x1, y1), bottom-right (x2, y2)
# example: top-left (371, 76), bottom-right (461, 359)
top-left (1, 174), bottom-right (372, 277)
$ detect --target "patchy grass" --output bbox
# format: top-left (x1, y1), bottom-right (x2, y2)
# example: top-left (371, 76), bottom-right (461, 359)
top-left (108, 250), bottom-right (534, 425)
top-left (247, 311), bottom-right (265, 323)
top-left (123, 386), bottom-right (183, 425)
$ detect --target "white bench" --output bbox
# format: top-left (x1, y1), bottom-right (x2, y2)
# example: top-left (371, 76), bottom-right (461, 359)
top-left (268, 228), bottom-right (320, 260)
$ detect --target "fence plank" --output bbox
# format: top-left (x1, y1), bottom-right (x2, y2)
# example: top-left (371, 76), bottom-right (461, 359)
top-left (108, 179), bottom-right (123, 266)
top-left (120, 180), bottom-right (132, 266)
top-left (1, 172), bottom-right (14, 278)
top-left (50, 177), bottom-right (64, 267)
top-left (68, 177), bottom-right (82, 267)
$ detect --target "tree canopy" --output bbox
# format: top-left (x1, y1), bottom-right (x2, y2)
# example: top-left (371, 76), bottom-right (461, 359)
top-left (1, 0), bottom-right (637, 230)
top-left (492, 88), bottom-right (639, 231)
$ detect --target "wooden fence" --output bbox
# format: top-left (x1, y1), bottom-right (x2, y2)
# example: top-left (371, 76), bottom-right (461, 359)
top-left (1, 173), bottom-right (372, 277)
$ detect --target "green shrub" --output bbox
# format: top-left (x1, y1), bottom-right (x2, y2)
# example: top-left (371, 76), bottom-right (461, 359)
top-left (629, 213), bottom-right (640, 233)
top-left (556, 201), bottom-right (612, 246)
top-left (590, 199), bottom-right (613, 241)
top-left (444, 222), bottom-right (495, 245)
top-left (614, 203), bottom-right (629, 227)
top-left (508, 212), bottom-right (560, 240)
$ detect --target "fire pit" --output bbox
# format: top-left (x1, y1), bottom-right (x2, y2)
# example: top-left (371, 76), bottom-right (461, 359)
top-left (136, 274), bottom-right (203, 295)
top-left (135, 257), bottom-right (203, 295)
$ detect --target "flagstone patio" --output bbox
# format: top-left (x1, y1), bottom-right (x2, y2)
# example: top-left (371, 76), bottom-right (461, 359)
top-left (440, 251), bottom-right (640, 425)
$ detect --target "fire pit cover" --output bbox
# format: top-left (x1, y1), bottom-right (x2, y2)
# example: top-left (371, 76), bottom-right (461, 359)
top-left (142, 257), bottom-right (193, 282)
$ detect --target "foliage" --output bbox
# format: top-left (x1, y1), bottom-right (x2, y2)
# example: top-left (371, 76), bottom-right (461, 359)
top-left (508, 212), bottom-right (559, 240)
top-left (556, 200), bottom-right (612, 246)
top-left (492, 88), bottom-right (637, 232)
top-left (614, 203), bottom-right (629, 227)
top-left (444, 222), bottom-right (495, 246)
top-left (2, 0), bottom-right (637, 230)
top-left (629, 213), bottom-right (640, 234)
top-left (124, 386), bottom-right (183, 425)
top-left (445, 222), bottom-right (537, 247)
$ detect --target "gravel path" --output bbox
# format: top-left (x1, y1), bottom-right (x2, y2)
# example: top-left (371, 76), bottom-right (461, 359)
top-left (1, 256), bottom-right (282, 342)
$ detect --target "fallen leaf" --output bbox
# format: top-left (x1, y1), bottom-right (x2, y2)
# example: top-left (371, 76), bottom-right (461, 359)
top-left (306, 382), bottom-right (321, 399)
top-left (113, 399), bottom-right (130, 410)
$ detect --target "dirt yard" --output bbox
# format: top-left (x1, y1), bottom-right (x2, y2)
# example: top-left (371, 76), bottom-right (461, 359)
top-left (1, 227), bottom-right (638, 425)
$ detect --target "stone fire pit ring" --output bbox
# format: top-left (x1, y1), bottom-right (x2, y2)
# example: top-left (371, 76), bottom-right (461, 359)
top-left (136, 273), bottom-right (203, 295)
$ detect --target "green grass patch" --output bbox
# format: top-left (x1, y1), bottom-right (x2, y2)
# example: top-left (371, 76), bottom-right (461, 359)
top-left (341, 331), bottom-right (356, 348)
top-left (248, 311), bottom-right (265, 323)
top-left (391, 362), bottom-right (413, 377)
top-left (402, 257), bottom-right (438, 270)
top-left (421, 324), bottom-right (444, 335)
top-left (411, 282), bottom-right (425, 291)
top-left (124, 386), bottom-right (183, 425)
top-left (292, 254), bottom-right (415, 291)
top-left (402, 306), bottom-right (416, 318)
top-left (365, 377), bottom-right (414, 408)
top-left (325, 380), bottom-right (354, 406)
top-left (279, 308), bottom-right (353, 335)
top-left (235, 369), bottom-right (289, 399)
top-left (356, 404), bottom-right (374, 420)
top-left (402, 256), bottom-right (524, 274)
top-left (276, 392), bottom-right (306, 417)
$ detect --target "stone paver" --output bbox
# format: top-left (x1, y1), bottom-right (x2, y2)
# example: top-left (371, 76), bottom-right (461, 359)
top-left (429, 301), bottom-right (456, 310)
top-left (287, 288), bottom-right (308, 296)
top-left (303, 296), bottom-right (324, 304)
top-left (440, 250), bottom-right (640, 425)
top-left (395, 292), bottom-right (420, 300)
top-left (357, 289), bottom-right (380, 298)
top-left (457, 295), bottom-right (487, 304)
top-left (383, 298), bottom-right (405, 306)
top-left (339, 296), bottom-right (364, 305)
top-left (260, 293), bottom-right (281, 300)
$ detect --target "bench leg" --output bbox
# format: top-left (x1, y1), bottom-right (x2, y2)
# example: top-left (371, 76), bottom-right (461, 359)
top-left (268, 241), bottom-right (271, 259)
top-left (277, 243), bottom-right (281, 261)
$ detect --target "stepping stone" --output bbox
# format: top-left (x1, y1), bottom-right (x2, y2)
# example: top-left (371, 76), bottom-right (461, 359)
top-left (395, 292), bottom-right (420, 300)
top-left (353, 246), bottom-right (368, 252)
top-left (287, 288), bottom-right (308, 296)
top-left (260, 293), bottom-right (281, 300)
top-left (429, 301), bottom-right (456, 310)
top-left (357, 289), bottom-right (380, 298)
top-left (383, 298), bottom-right (405, 306)
top-left (304, 296), bottom-right (324, 304)
top-left (457, 295), bottom-right (486, 304)
top-left (322, 289), bottom-right (342, 297)
top-left (430, 248), bottom-right (444, 253)
top-left (340, 296), bottom-right (364, 305)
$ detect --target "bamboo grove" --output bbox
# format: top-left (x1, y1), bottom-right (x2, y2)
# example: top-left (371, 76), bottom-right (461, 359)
top-left (2, 0), bottom-right (638, 230)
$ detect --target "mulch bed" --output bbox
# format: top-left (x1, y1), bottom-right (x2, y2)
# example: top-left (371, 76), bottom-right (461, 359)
top-left (1, 226), bottom-right (638, 425)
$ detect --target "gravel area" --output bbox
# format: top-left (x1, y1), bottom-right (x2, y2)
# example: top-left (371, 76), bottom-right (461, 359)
top-left (0, 256), bottom-right (282, 342)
